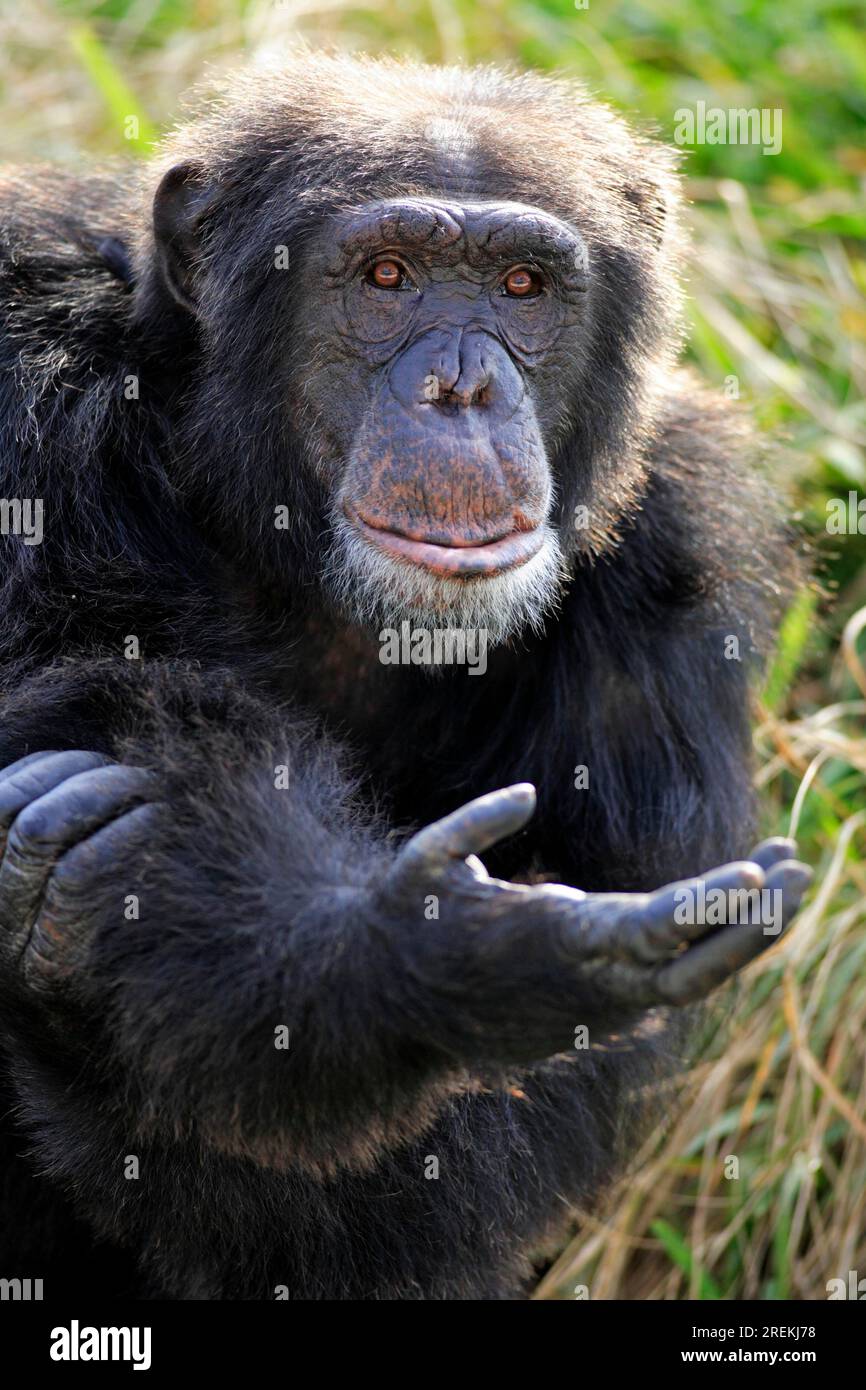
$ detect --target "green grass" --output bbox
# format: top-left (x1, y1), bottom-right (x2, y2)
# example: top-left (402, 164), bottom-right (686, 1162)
top-left (2, 0), bottom-right (864, 1301)
top-left (67, 23), bottom-right (157, 151)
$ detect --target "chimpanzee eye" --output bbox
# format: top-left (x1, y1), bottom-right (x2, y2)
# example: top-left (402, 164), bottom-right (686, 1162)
top-left (367, 258), bottom-right (413, 290)
top-left (501, 266), bottom-right (543, 298)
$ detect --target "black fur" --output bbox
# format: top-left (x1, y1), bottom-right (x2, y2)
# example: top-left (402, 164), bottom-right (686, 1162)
top-left (0, 55), bottom-right (797, 1300)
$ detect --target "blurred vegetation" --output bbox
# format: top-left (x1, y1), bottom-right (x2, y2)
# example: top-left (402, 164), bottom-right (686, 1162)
top-left (1, 0), bottom-right (864, 1301)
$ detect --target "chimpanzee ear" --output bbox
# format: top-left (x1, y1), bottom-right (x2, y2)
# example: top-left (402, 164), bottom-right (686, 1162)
top-left (152, 163), bottom-right (215, 313)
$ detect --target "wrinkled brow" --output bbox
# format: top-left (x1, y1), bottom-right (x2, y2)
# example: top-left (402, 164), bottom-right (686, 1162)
top-left (334, 201), bottom-right (464, 265)
top-left (332, 199), bottom-right (588, 276)
top-left (464, 204), bottom-right (588, 274)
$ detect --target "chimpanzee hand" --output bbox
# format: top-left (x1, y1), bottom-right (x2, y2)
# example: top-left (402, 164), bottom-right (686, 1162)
top-left (382, 784), bottom-right (812, 1063)
top-left (0, 757), bottom-right (812, 1072)
top-left (0, 750), bottom-right (161, 993)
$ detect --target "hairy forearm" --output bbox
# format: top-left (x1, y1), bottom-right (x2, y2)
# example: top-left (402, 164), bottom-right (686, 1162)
top-left (88, 798), bottom-right (457, 1173)
top-left (0, 660), bottom-right (463, 1171)
top-left (0, 657), bottom-right (811, 1187)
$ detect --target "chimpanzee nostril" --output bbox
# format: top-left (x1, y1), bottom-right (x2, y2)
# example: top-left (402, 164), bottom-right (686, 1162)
top-left (457, 376), bottom-right (490, 407)
top-left (433, 377), bottom-right (490, 410)
top-left (430, 392), bottom-right (460, 416)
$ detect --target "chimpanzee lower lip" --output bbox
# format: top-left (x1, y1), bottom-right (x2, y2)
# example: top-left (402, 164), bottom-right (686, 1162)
top-left (347, 513), bottom-right (545, 577)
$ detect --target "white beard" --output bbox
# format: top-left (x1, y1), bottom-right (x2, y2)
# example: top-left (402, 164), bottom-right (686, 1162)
top-left (323, 512), bottom-right (566, 648)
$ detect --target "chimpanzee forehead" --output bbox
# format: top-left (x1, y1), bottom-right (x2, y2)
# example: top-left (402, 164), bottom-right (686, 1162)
top-left (332, 198), bottom-right (586, 269)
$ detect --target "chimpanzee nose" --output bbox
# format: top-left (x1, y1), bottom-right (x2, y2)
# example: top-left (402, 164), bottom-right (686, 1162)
top-left (437, 334), bottom-right (491, 407)
top-left (387, 328), bottom-right (530, 419)
top-left (388, 330), bottom-right (499, 410)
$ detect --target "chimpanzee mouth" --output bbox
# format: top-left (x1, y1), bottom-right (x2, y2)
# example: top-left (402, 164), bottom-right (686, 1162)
top-left (326, 508), bottom-right (564, 644)
top-left (345, 509), bottom-right (545, 578)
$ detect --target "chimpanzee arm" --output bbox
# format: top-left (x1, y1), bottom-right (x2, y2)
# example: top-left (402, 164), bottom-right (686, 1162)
top-left (0, 660), bottom-right (809, 1174)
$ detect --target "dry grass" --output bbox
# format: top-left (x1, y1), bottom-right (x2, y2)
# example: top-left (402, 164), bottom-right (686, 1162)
top-left (536, 624), bottom-right (866, 1299)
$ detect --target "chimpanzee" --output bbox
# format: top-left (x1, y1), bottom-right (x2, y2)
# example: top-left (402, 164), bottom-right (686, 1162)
top-left (0, 53), bottom-right (809, 1299)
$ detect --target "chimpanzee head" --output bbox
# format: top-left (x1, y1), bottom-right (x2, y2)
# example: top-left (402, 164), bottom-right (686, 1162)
top-left (138, 54), bottom-right (681, 643)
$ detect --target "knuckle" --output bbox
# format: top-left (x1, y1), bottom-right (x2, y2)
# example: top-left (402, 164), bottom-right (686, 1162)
top-left (7, 806), bottom-right (62, 859)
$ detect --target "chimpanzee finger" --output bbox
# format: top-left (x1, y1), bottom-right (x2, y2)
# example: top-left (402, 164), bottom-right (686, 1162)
top-left (622, 860), bottom-right (765, 961)
top-left (397, 784), bottom-right (536, 876)
top-left (5, 765), bottom-right (157, 865)
top-left (0, 752), bottom-right (114, 861)
top-left (652, 862), bottom-right (811, 1006)
top-left (25, 803), bottom-right (167, 990)
top-left (748, 837), bottom-right (799, 872)
top-left (0, 751), bottom-right (113, 851)
top-left (759, 859), bottom-right (813, 938)
top-left (0, 765), bottom-right (157, 939)
top-left (0, 751), bottom-right (61, 782)
top-left (563, 861), bottom-right (764, 964)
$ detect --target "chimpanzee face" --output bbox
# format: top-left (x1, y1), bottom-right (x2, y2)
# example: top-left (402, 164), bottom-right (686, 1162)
top-left (150, 118), bottom-right (669, 647)
top-left (301, 197), bottom-right (589, 640)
